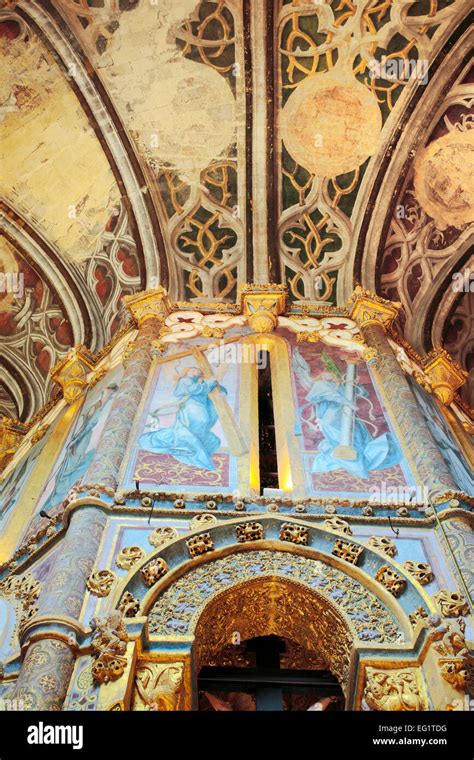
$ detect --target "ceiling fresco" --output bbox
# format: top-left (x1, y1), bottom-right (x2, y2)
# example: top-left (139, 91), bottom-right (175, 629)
top-left (0, 0), bottom-right (472, 420)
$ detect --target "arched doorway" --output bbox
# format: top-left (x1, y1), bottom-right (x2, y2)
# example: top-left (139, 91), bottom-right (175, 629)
top-left (192, 576), bottom-right (351, 711)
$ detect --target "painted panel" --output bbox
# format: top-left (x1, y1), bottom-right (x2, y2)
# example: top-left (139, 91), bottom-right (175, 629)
top-left (122, 344), bottom-right (247, 493)
top-left (409, 378), bottom-right (473, 495)
top-left (0, 425), bottom-right (55, 524)
top-left (288, 337), bottom-right (415, 498)
top-left (34, 368), bottom-right (122, 516)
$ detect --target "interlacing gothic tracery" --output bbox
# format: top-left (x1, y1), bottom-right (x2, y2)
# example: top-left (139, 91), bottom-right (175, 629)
top-left (277, 0), bottom-right (469, 304)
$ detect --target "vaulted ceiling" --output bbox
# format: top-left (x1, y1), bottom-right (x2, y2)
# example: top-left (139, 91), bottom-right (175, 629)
top-left (0, 0), bottom-right (472, 420)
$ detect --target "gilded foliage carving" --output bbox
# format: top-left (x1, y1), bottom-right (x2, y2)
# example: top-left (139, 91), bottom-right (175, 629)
top-left (133, 662), bottom-right (184, 711)
top-left (86, 569), bottom-right (117, 598)
top-left (332, 539), bottom-right (364, 565)
top-left (235, 522), bottom-right (264, 543)
top-left (375, 565), bottom-right (406, 597)
top-left (186, 532), bottom-right (214, 558)
top-left (90, 611), bottom-right (128, 684)
top-left (323, 517), bottom-right (352, 536)
top-left (140, 558), bottom-right (169, 588)
top-left (148, 551), bottom-right (403, 649)
top-left (118, 591), bottom-right (140, 619)
top-left (363, 667), bottom-right (427, 711)
top-left (434, 624), bottom-right (469, 691)
top-left (279, 523), bottom-right (309, 546)
top-left (434, 590), bottom-right (469, 618)
top-left (148, 526), bottom-right (179, 548)
top-left (403, 561), bottom-right (434, 586)
top-left (368, 536), bottom-right (397, 557)
top-left (115, 546), bottom-right (145, 571)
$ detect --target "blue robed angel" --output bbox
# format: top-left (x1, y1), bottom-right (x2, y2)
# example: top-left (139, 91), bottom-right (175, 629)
top-left (140, 367), bottom-right (226, 471)
top-left (294, 349), bottom-right (401, 479)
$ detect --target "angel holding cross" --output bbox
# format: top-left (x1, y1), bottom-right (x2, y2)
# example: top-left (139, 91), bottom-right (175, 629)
top-left (293, 349), bottom-right (401, 480)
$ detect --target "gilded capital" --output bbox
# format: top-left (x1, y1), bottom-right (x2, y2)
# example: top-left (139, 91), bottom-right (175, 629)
top-left (348, 286), bottom-right (400, 329)
top-left (239, 283), bottom-right (287, 333)
top-left (123, 287), bottom-right (172, 326)
top-left (51, 346), bottom-right (96, 404)
top-left (422, 348), bottom-right (467, 406)
top-left (0, 416), bottom-right (27, 473)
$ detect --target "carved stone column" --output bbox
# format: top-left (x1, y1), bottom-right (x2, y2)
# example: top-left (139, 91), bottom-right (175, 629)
top-left (14, 288), bottom-right (171, 710)
top-left (349, 288), bottom-right (457, 496)
top-left (14, 506), bottom-right (106, 710)
top-left (85, 287), bottom-right (171, 489)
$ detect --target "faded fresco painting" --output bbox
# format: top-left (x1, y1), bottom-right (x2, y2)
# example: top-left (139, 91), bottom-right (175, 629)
top-left (0, 425), bottom-right (53, 523)
top-left (34, 369), bottom-right (122, 516)
top-left (125, 347), bottom-right (245, 492)
top-left (409, 378), bottom-right (473, 495)
top-left (290, 339), bottom-right (413, 497)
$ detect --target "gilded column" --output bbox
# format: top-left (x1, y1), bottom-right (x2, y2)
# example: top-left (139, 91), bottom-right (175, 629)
top-left (85, 287), bottom-right (171, 489)
top-left (349, 288), bottom-right (457, 496)
top-left (13, 288), bottom-right (171, 710)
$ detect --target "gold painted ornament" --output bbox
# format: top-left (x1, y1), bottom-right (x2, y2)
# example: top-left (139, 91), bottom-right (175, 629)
top-left (115, 546), bottom-right (145, 571)
top-left (148, 526), bottom-right (179, 548)
top-left (281, 67), bottom-right (382, 178)
top-left (86, 569), bottom-right (117, 598)
top-left (413, 128), bottom-right (474, 229)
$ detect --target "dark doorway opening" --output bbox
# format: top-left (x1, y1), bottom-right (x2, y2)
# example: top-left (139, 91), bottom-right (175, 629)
top-left (198, 635), bottom-right (344, 711)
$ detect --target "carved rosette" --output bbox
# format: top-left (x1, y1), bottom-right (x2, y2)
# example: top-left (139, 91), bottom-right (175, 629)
top-left (368, 536), bottom-right (397, 557)
top-left (403, 561), bottom-right (434, 586)
top-left (86, 569), bottom-right (117, 597)
top-left (116, 546), bottom-right (146, 570)
top-left (148, 526), bottom-right (179, 548)
top-left (190, 513), bottom-right (218, 530)
top-left (323, 517), bottom-right (352, 536)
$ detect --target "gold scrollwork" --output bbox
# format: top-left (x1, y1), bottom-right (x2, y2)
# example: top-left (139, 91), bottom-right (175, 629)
top-left (116, 546), bottom-right (146, 571)
top-left (368, 536), bottom-right (397, 557)
top-left (148, 526), bottom-right (179, 548)
top-left (86, 569), bottom-right (117, 598)
top-left (403, 561), bottom-right (434, 586)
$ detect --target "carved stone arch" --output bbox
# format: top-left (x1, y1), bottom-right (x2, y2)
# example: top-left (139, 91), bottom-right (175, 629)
top-left (0, 201), bottom-right (98, 348)
top-left (191, 575), bottom-right (357, 691)
top-left (112, 515), bottom-right (435, 640)
top-left (104, 516), bottom-right (445, 711)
